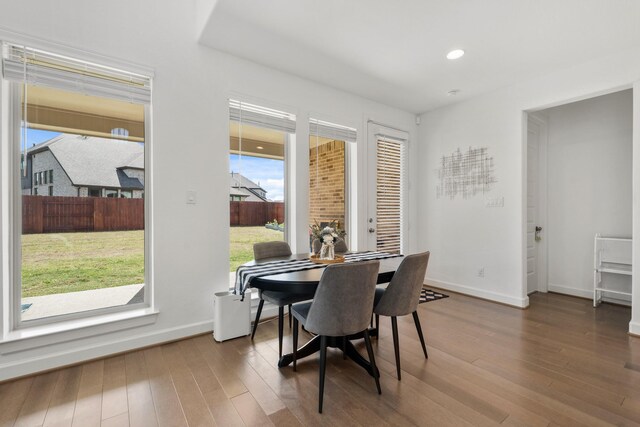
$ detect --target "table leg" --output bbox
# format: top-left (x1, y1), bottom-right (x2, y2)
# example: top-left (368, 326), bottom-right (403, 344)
top-left (343, 340), bottom-right (376, 377)
top-left (279, 329), bottom-right (378, 378)
top-left (278, 335), bottom-right (321, 367)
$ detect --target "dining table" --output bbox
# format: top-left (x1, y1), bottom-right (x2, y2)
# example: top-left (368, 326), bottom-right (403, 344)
top-left (243, 253), bottom-right (404, 378)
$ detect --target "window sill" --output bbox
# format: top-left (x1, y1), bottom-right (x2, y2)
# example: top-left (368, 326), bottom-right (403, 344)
top-left (0, 308), bottom-right (159, 355)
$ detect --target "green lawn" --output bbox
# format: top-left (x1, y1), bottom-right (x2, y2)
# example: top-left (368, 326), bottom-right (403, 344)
top-left (21, 230), bottom-right (144, 297)
top-left (21, 227), bottom-right (282, 297)
top-left (229, 226), bottom-right (284, 272)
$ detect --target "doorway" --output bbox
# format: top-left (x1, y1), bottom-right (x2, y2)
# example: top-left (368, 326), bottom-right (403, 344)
top-left (525, 89), bottom-right (633, 303)
top-left (367, 123), bottom-right (408, 254)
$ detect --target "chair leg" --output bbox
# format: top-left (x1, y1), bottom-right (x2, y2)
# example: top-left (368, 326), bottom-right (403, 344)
top-left (278, 306), bottom-right (284, 358)
top-left (375, 314), bottom-right (380, 334)
top-left (251, 299), bottom-right (264, 340)
top-left (288, 304), bottom-right (292, 329)
top-left (391, 316), bottom-right (401, 380)
top-left (292, 318), bottom-right (299, 371)
top-left (412, 311), bottom-right (428, 359)
top-left (319, 336), bottom-right (327, 413)
top-left (363, 329), bottom-right (382, 395)
top-left (342, 337), bottom-right (347, 360)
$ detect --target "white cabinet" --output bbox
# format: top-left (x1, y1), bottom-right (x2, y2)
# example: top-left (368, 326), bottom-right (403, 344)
top-left (593, 234), bottom-right (632, 307)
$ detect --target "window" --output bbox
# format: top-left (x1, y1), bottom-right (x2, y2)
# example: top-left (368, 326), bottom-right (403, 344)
top-left (105, 189), bottom-right (119, 198)
top-left (228, 99), bottom-right (294, 277)
top-left (309, 119), bottom-right (356, 250)
top-left (33, 172), bottom-right (37, 186)
top-left (2, 43), bottom-right (151, 325)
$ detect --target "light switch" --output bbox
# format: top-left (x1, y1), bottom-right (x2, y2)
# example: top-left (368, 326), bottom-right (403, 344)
top-left (186, 190), bottom-right (197, 204)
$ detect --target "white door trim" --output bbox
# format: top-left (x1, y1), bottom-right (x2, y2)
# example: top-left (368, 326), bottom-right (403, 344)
top-left (528, 113), bottom-right (549, 293)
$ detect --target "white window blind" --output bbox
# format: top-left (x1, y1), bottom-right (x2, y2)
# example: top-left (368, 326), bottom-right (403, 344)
top-left (229, 99), bottom-right (296, 134)
top-left (1, 43), bottom-right (151, 104)
top-left (309, 118), bottom-right (357, 141)
top-left (376, 135), bottom-right (405, 254)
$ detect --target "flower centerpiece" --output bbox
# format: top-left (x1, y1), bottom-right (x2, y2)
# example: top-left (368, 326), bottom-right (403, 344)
top-left (309, 220), bottom-right (346, 260)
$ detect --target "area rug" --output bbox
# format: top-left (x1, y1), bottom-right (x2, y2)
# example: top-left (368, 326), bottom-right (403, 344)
top-left (419, 288), bottom-right (449, 304)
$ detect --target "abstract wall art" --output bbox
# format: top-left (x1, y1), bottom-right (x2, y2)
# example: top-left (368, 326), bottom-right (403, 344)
top-left (437, 146), bottom-right (496, 199)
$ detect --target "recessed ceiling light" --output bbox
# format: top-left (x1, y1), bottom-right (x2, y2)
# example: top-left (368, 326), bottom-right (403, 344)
top-left (447, 89), bottom-right (460, 96)
top-left (446, 49), bottom-right (465, 60)
top-left (256, 146), bottom-right (264, 150)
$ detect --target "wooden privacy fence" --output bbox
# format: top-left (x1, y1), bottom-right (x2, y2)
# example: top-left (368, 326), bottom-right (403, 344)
top-left (230, 201), bottom-right (284, 226)
top-left (23, 195), bottom-right (144, 234)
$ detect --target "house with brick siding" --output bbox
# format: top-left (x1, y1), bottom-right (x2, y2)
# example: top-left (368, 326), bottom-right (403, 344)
top-left (22, 134), bottom-right (144, 198)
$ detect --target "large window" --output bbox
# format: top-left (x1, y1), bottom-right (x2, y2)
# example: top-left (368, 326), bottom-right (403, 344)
top-left (308, 119), bottom-right (356, 250)
top-left (228, 100), bottom-right (294, 278)
top-left (2, 44), bottom-right (151, 324)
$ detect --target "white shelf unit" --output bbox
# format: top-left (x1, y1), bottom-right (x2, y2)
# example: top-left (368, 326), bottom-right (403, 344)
top-left (593, 234), bottom-right (632, 307)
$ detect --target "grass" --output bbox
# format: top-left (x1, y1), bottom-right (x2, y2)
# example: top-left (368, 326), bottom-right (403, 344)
top-left (229, 226), bottom-right (284, 272)
top-left (21, 227), bottom-right (282, 297)
top-left (21, 230), bottom-right (144, 297)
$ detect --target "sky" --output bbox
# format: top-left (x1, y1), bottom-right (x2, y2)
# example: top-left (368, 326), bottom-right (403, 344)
top-left (25, 129), bottom-right (61, 146)
top-left (229, 154), bottom-right (284, 201)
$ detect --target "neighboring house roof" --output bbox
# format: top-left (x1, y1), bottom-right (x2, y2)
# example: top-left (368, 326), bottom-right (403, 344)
top-left (29, 134), bottom-right (144, 190)
top-left (230, 172), bottom-right (268, 201)
top-left (119, 152), bottom-right (144, 169)
top-left (230, 172), bottom-right (264, 192)
top-left (230, 187), bottom-right (248, 198)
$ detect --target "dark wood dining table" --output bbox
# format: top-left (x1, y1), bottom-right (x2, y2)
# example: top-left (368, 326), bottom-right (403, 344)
top-left (245, 253), bottom-right (404, 377)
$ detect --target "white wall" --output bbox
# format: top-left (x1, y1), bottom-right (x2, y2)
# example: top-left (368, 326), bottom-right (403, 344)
top-left (0, 0), bottom-right (418, 380)
top-left (545, 90), bottom-right (632, 300)
top-left (418, 44), bottom-right (640, 327)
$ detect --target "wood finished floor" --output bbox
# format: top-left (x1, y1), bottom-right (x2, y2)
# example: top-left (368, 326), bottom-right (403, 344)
top-left (2, 291), bottom-right (640, 427)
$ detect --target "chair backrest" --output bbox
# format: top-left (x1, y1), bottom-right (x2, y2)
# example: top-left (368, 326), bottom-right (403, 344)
top-left (305, 260), bottom-right (380, 336)
top-left (374, 252), bottom-right (430, 317)
top-left (312, 237), bottom-right (348, 254)
top-left (253, 241), bottom-right (292, 261)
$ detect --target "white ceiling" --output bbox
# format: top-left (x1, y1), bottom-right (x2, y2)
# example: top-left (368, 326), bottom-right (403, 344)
top-left (199, 0), bottom-right (640, 114)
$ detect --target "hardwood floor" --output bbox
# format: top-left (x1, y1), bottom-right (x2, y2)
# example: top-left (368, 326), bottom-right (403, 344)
top-left (2, 291), bottom-right (639, 426)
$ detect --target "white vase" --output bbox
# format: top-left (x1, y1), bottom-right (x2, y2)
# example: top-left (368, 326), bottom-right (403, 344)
top-left (320, 243), bottom-right (335, 260)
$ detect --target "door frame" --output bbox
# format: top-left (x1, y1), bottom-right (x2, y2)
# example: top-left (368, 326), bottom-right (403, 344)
top-left (366, 122), bottom-right (409, 253)
top-left (526, 113), bottom-right (549, 294)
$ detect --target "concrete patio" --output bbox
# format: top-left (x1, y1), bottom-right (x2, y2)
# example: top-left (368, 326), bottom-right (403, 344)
top-left (22, 283), bottom-right (144, 321)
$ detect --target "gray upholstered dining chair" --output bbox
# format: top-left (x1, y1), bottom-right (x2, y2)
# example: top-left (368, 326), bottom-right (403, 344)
top-left (373, 251), bottom-right (430, 380)
top-left (251, 241), bottom-right (316, 358)
top-left (291, 261), bottom-right (381, 413)
top-left (312, 237), bottom-right (348, 254)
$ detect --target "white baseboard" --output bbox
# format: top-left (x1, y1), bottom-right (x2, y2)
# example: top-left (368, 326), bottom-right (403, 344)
top-left (426, 278), bottom-right (529, 308)
top-left (548, 283), bottom-right (631, 306)
top-left (630, 321), bottom-right (640, 336)
top-left (548, 283), bottom-right (593, 299)
top-left (0, 320), bottom-right (213, 382)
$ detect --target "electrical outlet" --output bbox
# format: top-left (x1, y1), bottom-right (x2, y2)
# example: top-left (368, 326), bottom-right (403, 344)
top-left (478, 267), bottom-right (485, 278)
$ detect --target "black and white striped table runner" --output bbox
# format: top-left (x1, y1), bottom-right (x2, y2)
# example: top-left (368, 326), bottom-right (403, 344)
top-left (234, 251), bottom-right (402, 298)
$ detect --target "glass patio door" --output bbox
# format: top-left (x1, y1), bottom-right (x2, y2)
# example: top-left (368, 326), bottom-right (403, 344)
top-left (367, 123), bottom-right (408, 254)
